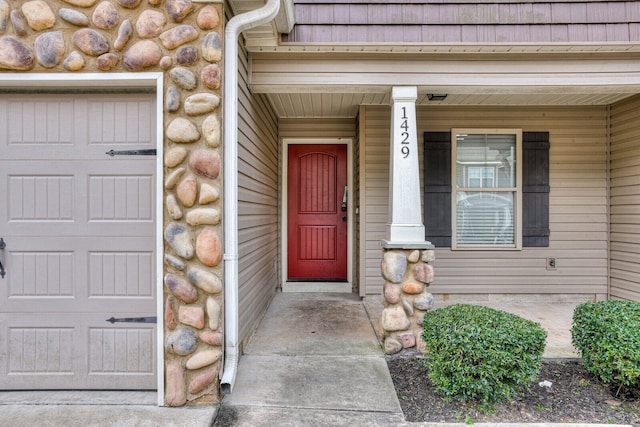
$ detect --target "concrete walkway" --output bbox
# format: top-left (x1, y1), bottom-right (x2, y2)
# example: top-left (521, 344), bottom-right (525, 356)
top-left (214, 292), bottom-right (406, 426)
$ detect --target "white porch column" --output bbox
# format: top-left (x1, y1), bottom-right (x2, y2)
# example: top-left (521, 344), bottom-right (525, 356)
top-left (383, 86), bottom-right (430, 246)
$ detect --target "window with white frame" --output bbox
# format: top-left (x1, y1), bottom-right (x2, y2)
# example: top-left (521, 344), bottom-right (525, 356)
top-left (452, 129), bottom-right (522, 249)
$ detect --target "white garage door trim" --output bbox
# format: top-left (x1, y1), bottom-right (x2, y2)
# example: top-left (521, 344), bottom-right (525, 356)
top-left (0, 73), bottom-right (165, 406)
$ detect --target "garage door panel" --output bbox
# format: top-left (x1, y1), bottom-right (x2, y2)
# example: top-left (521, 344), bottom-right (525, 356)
top-left (1, 313), bottom-right (156, 390)
top-left (0, 93), bottom-right (157, 390)
top-left (1, 237), bottom-right (155, 313)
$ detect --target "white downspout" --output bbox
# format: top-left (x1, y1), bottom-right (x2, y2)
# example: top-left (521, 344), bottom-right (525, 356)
top-left (221, 0), bottom-right (280, 395)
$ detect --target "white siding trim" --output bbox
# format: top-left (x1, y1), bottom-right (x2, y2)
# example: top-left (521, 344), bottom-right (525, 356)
top-left (0, 73), bottom-right (165, 405)
top-left (281, 138), bottom-right (354, 291)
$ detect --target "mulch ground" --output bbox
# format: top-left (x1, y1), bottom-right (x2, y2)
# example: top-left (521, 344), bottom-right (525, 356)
top-left (387, 356), bottom-right (640, 425)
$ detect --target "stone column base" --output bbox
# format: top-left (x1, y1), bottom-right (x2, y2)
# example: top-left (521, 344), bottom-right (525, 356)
top-left (380, 246), bottom-right (435, 355)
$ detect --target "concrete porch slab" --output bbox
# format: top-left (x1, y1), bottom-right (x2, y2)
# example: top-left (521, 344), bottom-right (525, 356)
top-left (244, 292), bottom-right (381, 356)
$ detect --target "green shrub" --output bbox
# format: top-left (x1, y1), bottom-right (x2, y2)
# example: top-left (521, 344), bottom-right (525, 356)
top-left (571, 300), bottom-right (640, 391)
top-left (422, 304), bottom-right (547, 404)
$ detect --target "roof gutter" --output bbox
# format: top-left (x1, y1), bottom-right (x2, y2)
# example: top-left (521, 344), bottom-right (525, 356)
top-left (221, 0), bottom-right (281, 395)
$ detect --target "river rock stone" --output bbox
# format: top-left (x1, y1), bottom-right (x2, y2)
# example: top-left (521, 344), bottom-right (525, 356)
top-left (382, 251), bottom-right (407, 283)
top-left (421, 250), bottom-right (435, 263)
top-left (59, 8), bottom-right (89, 26)
top-left (166, 86), bottom-right (181, 111)
top-left (199, 331), bottom-right (222, 346)
top-left (186, 349), bottom-right (221, 370)
top-left (34, 31), bottom-right (64, 68)
top-left (72, 28), bottom-right (109, 56)
top-left (184, 93), bottom-right (219, 116)
top-left (164, 273), bottom-right (197, 303)
top-left (0, 1), bottom-right (9, 32)
top-left (413, 292), bottom-right (434, 311)
top-left (407, 250), bottom-right (420, 263)
top-left (123, 40), bottom-right (162, 71)
top-left (189, 149), bottom-right (220, 179)
top-left (169, 66), bottom-right (196, 90)
top-left (160, 25), bottom-right (198, 50)
top-left (384, 337), bottom-right (402, 355)
top-left (10, 10), bottom-right (27, 37)
top-left (401, 297), bottom-right (414, 316)
top-left (165, 296), bottom-right (177, 329)
top-left (22, 1), bottom-right (56, 31)
top-left (176, 174), bottom-right (197, 207)
top-left (189, 366), bottom-right (217, 394)
top-left (167, 117), bottom-right (200, 143)
top-left (165, 254), bottom-right (185, 271)
top-left (202, 114), bottom-right (220, 147)
top-left (199, 183), bottom-right (218, 204)
top-left (167, 328), bottom-right (198, 355)
top-left (399, 332), bottom-right (416, 348)
top-left (164, 167), bottom-right (185, 189)
top-left (97, 52), bottom-right (118, 70)
top-left (115, 0), bottom-right (141, 8)
top-left (176, 45), bottom-right (197, 65)
top-left (381, 306), bottom-right (411, 332)
top-left (63, 50), bottom-right (85, 70)
top-left (136, 9), bottom-right (165, 38)
top-left (62, 0), bottom-right (98, 6)
top-left (114, 19), bottom-right (132, 51)
top-left (166, 0), bottom-right (193, 22)
top-left (160, 55), bottom-right (172, 69)
top-left (201, 32), bottom-right (221, 63)
top-left (165, 145), bottom-right (187, 167)
top-left (188, 267), bottom-right (222, 294)
top-left (186, 208), bottom-right (220, 226)
top-left (383, 281), bottom-right (400, 304)
top-left (166, 194), bottom-right (182, 220)
top-left (92, 1), bottom-right (118, 30)
top-left (413, 263), bottom-right (434, 284)
top-left (402, 282), bottom-right (423, 295)
top-left (196, 5), bottom-right (219, 30)
top-left (206, 297), bottom-right (220, 330)
top-left (201, 64), bottom-right (221, 89)
top-left (165, 361), bottom-right (186, 407)
top-left (0, 36), bottom-right (34, 70)
top-left (195, 228), bottom-right (222, 267)
top-left (164, 222), bottom-right (194, 260)
top-left (178, 305), bottom-right (204, 329)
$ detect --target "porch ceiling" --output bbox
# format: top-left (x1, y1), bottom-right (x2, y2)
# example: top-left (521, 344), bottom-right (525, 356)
top-left (250, 53), bottom-right (640, 118)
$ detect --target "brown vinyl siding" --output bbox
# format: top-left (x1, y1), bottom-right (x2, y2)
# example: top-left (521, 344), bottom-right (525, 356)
top-left (362, 105), bottom-right (609, 299)
top-left (610, 95), bottom-right (640, 301)
top-left (237, 38), bottom-right (280, 347)
top-left (284, 1), bottom-right (640, 44)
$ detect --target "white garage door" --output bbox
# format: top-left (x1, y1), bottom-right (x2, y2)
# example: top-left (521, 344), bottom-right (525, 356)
top-left (0, 93), bottom-right (157, 390)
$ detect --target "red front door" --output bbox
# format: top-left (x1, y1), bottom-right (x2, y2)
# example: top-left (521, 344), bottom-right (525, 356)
top-left (287, 144), bottom-right (348, 281)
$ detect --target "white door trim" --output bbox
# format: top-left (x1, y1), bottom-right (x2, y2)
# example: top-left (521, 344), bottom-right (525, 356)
top-left (281, 138), bottom-right (354, 293)
top-left (0, 73), bottom-right (165, 406)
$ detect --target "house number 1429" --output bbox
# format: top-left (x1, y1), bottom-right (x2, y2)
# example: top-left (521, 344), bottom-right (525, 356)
top-left (400, 107), bottom-right (410, 158)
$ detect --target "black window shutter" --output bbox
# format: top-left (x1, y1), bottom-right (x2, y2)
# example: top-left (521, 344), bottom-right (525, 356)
top-left (424, 132), bottom-right (452, 247)
top-left (522, 132), bottom-right (550, 247)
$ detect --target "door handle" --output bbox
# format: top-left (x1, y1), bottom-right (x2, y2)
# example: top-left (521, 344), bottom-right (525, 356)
top-left (341, 186), bottom-right (348, 211)
top-left (0, 238), bottom-right (5, 279)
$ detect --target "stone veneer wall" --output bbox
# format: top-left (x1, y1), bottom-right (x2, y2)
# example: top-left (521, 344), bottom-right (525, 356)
top-left (381, 248), bottom-right (435, 354)
top-left (0, 0), bottom-right (224, 407)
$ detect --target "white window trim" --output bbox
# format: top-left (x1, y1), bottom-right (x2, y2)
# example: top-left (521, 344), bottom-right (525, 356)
top-left (451, 128), bottom-right (523, 251)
